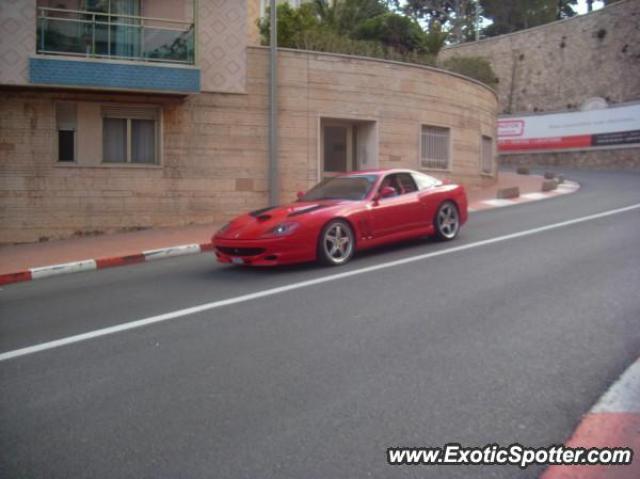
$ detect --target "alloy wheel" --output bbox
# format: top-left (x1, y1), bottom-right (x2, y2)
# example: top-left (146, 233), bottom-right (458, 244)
top-left (436, 203), bottom-right (459, 240)
top-left (322, 222), bottom-right (354, 265)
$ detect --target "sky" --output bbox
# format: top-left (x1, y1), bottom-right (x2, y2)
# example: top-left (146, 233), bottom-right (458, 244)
top-left (575, 0), bottom-right (606, 15)
top-left (474, 1), bottom-right (606, 30)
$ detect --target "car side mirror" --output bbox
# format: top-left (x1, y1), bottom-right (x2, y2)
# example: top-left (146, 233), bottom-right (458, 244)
top-left (296, 191), bottom-right (305, 201)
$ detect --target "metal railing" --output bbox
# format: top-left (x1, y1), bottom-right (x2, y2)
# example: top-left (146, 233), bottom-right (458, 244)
top-left (36, 6), bottom-right (195, 65)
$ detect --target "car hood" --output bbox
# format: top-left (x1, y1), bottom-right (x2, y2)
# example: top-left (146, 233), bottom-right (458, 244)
top-left (215, 200), bottom-right (346, 239)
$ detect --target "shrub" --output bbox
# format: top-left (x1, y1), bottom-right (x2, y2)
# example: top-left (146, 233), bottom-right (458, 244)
top-left (438, 56), bottom-right (498, 89)
top-left (258, 2), bottom-right (438, 69)
top-left (292, 28), bottom-right (435, 66)
top-left (353, 13), bottom-right (427, 54)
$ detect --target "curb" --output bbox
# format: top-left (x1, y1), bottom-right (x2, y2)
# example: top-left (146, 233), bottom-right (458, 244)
top-left (0, 242), bottom-right (216, 287)
top-left (0, 179), bottom-right (581, 287)
top-left (467, 180), bottom-right (580, 212)
top-left (542, 357), bottom-right (640, 479)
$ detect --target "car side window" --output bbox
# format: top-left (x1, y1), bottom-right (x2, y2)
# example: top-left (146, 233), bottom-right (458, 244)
top-left (396, 173), bottom-right (418, 194)
top-left (378, 175), bottom-right (400, 197)
top-left (412, 172), bottom-right (439, 190)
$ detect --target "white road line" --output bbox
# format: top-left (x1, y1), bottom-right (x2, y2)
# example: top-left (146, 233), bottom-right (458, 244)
top-left (2, 202), bottom-right (640, 363)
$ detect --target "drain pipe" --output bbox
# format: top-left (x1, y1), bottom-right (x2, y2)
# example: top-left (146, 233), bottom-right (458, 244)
top-left (268, 0), bottom-right (279, 206)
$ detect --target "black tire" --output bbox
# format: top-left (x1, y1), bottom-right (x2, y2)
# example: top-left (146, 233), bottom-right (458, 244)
top-left (433, 201), bottom-right (460, 241)
top-left (317, 219), bottom-right (355, 266)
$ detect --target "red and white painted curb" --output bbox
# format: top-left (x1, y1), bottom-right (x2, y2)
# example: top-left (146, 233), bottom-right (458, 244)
top-left (468, 180), bottom-right (580, 212)
top-left (0, 242), bottom-right (216, 287)
top-left (542, 357), bottom-right (640, 479)
top-left (0, 179), bottom-right (581, 287)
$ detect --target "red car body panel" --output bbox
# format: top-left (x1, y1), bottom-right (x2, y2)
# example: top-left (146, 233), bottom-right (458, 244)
top-left (213, 169), bottom-right (468, 266)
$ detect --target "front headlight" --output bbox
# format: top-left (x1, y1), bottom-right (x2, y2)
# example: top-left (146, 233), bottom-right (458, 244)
top-left (264, 222), bottom-right (300, 237)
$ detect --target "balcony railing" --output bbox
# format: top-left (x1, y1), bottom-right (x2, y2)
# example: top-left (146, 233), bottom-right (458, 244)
top-left (36, 6), bottom-right (195, 65)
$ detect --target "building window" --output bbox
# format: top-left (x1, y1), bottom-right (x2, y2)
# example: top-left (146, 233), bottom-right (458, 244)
top-left (102, 106), bottom-right (159, 164)
top-left (481, 135), bottom-right (493, 174)
top-left (421, 125), bottom-right (450, 170)
top-left (56, 102), bottom-right (76, 163)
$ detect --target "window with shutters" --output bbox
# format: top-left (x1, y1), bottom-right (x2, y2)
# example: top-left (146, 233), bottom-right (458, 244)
top-left (102, 106), bottom-right (159, 165)
top-left (481, 135), bottom-right (493, 174)
top-left (420, 125), bottom-right (450, 170)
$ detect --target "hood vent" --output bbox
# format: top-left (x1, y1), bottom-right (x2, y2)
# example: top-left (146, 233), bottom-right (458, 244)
top-left (288, 204), bottom-right (329, 217)
top-left (249, 206), bottom-right (276, 218)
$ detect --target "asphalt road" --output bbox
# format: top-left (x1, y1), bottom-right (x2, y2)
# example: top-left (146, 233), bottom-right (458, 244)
top-left (1, 169), bottom-right (639, 478)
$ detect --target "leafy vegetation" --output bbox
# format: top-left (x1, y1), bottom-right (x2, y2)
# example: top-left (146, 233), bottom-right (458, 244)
top-left (258, 0), bottom-right (500, 87)
top-left (480, 0), bottom-right (577, 36)
top-left (438, 56), bottom-right (498, 89)
top-left (393, 0), bottom-right (580, 39)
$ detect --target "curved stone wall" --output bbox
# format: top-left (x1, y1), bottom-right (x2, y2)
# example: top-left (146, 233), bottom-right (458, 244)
top-left (0, 48), bottom-right (498, 243)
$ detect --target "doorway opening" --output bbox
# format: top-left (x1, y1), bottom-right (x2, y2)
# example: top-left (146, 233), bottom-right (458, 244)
top-left (320, 118), bottom-right (378, 179)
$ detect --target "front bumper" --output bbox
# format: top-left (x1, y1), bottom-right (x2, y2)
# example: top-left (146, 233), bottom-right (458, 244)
top-left (212, 235), bottom-right (316, 266)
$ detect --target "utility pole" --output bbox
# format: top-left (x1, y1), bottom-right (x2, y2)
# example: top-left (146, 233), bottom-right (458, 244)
top-left (268, 0), bottom-right (279, 205)
top-left (475, 0), bottom-right (481, 42)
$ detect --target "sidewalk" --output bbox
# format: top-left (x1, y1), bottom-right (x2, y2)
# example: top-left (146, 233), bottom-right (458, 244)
top-left (0, 223), bottom-right (217, 276)
top-left (0, 171), bottom-right (567, 281)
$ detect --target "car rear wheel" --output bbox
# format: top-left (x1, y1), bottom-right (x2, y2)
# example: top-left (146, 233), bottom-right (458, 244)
top-left (318, 220), bottom-right (354, 266)
top-left (434, 201), bottom-right (460, 241)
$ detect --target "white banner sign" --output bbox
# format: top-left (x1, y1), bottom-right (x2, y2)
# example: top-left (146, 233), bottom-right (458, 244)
top-left (498, 103), bottom-right (640, 152)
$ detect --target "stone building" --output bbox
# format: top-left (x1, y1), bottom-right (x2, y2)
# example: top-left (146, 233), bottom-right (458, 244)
top-left (0, 0), bottom-right (498, 244)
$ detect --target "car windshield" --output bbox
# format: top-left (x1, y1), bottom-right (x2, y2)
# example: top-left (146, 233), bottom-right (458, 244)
top-left (301, 175), bottom-right (378, 201)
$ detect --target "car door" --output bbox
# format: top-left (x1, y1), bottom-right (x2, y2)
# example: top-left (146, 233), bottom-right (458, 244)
top-left (412, 172), bottom-right (442, 227)
top-left (369, 173), bottom-right (423, 238)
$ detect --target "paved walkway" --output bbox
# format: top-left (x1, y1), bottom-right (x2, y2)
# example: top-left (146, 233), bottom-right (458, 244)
top-left (0, 171), bottom-right (548, 276)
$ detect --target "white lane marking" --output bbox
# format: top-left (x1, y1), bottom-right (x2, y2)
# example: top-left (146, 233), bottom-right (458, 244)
top-left (143, 244), bottom-right (201, 261)
top-left (2, 202), bottom-right (640, 363)
top-left (30, 260), bottom-right (97, 280)
top-left (592, 358), bottom-right (640, 413)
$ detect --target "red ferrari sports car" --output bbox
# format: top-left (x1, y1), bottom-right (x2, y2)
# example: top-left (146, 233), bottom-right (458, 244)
top-left (213, 169), bottom-right (468, 266)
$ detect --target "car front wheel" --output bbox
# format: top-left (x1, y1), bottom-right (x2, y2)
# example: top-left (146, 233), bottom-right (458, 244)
top-left (318, 220), bottom-right (355, 266)
top-left (434, 201), bottom-right (460, 241)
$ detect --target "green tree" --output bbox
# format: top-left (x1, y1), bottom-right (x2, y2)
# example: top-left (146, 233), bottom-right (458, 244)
top-left (480, 0), bottom-right (576, 36)
top-left (311, 0), bottom-right (389, 35)
top-left (423, 22), bottom-right (449, 56)
top-left (258, 3), bottom-right (320, 47)
top-left (354, 12), bottom-right (427, 53)
top-left (390, 0), bottom-right (480, 44)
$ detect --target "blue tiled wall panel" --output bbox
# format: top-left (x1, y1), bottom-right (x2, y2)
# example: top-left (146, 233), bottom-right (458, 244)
top-left (30, 58), bottom-right (200, 93)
